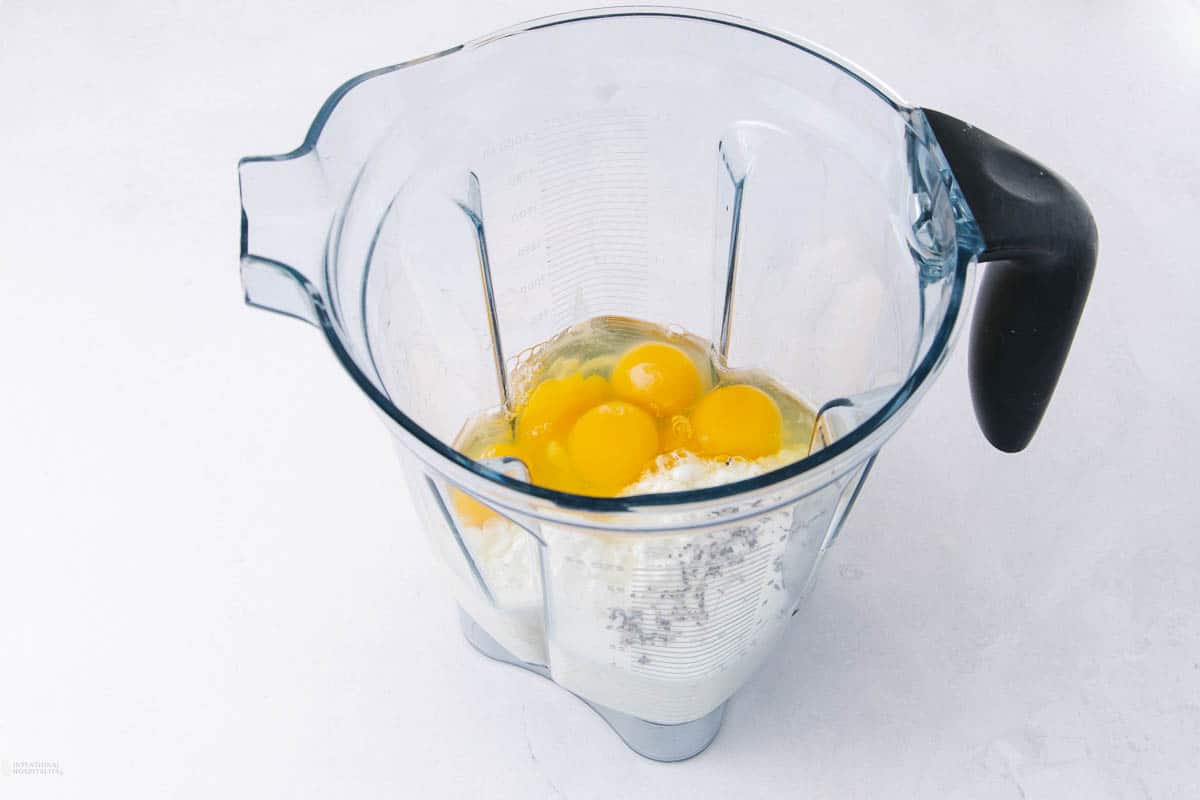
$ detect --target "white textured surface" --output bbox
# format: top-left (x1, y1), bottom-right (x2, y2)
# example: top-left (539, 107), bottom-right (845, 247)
top-left (2, 1), bottom-right (1198, 797)
top-left (622, 448), bottom-right (809, 494)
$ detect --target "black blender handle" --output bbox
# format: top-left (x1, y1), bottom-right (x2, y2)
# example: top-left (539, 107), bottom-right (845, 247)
top-left (922, 109), bottom-right (1098, 453)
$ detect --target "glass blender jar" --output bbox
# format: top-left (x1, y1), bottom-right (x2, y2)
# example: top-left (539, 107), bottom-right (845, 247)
top-left (237, 8), bottom-right (1096, 761)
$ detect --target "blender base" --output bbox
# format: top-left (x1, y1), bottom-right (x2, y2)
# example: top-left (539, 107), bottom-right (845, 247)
top-left (458, 607), bottom-right (726, 762)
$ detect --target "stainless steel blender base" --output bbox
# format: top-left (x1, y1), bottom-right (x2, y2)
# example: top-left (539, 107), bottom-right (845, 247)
top-left (458, 607), bottom-right (726, 762)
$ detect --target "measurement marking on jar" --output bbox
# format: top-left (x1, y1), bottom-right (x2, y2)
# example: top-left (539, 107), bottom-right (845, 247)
top-left (543, 212), bottom-right (649, 235)
top-left (510, 204), bottom-right (538, 222)
top-left (532, 111), bottom-right (652, 329)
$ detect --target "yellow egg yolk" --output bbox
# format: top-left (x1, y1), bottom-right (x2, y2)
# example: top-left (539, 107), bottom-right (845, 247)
top-left (451, 490), bottom-right (496, 528)
top-left (507, 372), bottom-right (611, 494)
top-left (659, 414), bottom-right (693, 452)
top-left (516, 373), bottom-right (610, 442)
top-left (690, 384), bottom-right (783, 459)
top-left (451, 441), bottom-right (523, 527)
top-left (611, 342), bottom-right (702, 417)
top-left (567, 400), bottom-right (659, 492)
top-left (460, 341), bottom-right (797, 504)
top-left (525, 439), bottom-right (584, 494)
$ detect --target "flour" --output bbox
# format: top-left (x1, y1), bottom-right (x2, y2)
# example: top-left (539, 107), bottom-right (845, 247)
top-left (454, 452), bottom-right (816, 724)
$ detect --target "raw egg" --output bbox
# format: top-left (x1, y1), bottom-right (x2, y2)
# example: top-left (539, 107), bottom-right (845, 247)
top-left (611, 342), bottom-right (702, 417)
top-left (567, 400), bottom-right (659, 492)
top-left (517, 373), bottom-right (610, 442)
top-left (690, 384), bottom-right (782, 459)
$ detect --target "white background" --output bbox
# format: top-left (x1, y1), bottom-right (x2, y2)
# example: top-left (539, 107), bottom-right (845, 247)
top-left (2, 1), bottom-right (1198, 797)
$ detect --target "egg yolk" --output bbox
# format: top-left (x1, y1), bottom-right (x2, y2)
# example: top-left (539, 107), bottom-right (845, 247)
top-left (611, 342), bottom-right (702, 417)
top-left (516, 373), bottom-right (610, 442)
top-left (659, 413), bottom-right (693, 452)
top-left (461, 342), bottom-right (795, 503)
top-left (690, 384), bottom-right (782, 459)
top-left (452, 441), bottom-right (523, 527)
top-left (525, 439), bottom-right (585, 494)
top-left (567, 400), bottom-right (658, 492)
top-left (452, 489), bottom-right (496, 528)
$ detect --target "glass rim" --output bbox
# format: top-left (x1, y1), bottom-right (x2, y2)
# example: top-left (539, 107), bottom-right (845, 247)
top-left (254, 6), bottom-right (979, 513)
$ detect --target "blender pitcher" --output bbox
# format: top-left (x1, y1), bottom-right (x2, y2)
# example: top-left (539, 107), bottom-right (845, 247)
top-left (237, 9), bottom-right (1096, 761)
